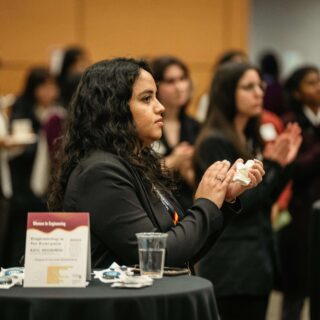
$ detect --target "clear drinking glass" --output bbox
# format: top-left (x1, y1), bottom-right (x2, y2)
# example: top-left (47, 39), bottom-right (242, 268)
top-left (136, 232), bottom-right (168, 279)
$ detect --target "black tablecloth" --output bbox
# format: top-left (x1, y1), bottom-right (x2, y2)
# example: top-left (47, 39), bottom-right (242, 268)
top-left (0, 275), bottom-right (219, 320)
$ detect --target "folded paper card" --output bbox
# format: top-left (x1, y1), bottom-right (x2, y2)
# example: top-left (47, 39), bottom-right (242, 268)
top-left (24, 212), bottom-right (91, 288)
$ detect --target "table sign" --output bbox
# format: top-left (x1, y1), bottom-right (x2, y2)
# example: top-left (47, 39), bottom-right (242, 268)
top-left (24, 212), bottom-right (91, 287)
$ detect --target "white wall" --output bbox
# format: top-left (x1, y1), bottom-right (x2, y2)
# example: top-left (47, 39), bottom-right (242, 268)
top-left (249, 0), bottom-right (320, 78)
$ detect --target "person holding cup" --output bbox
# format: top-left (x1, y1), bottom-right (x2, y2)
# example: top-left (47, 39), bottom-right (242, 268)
top-left (48, 58), bottom-right (264, 270)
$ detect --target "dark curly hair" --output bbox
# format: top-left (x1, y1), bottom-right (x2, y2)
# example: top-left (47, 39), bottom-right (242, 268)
top-left (48, 58), bottom-right (173, 211)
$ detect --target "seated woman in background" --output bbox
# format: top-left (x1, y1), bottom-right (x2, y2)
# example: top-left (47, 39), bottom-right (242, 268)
top-left (193, 62), bottom-right (302, 320)
top-left (48, 58), bottom-right (264, 271)
top-left (151, 56), bottom-right (199, 210)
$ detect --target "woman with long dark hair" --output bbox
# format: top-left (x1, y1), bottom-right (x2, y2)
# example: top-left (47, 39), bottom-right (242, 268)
top-left (279, 66), bottom-right (320, 320)
top-left (48, 58), bottom-right (264, 273)
top-left (194, 62), bottom-right (302, 320)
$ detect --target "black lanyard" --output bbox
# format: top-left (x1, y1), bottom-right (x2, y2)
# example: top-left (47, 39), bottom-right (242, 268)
top-left (153, 187), bottom-right (180, 225)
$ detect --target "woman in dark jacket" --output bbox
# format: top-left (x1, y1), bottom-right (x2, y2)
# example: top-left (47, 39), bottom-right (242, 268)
top-left (279, 66), bottom-right (320, 320)
top-left (48, 58), bottom-right (265, 275)
top-left (194, 62), bottom-right (302, 320)
top-left (151, 56), bottom-right (199, 210)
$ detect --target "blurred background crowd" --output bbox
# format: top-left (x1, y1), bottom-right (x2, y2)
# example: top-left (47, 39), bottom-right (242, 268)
top-left (0, 1), bottom-right (319, 319)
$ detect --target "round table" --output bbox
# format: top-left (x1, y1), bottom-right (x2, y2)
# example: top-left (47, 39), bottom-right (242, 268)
top-left (0, 275), bottom-right (219, 320)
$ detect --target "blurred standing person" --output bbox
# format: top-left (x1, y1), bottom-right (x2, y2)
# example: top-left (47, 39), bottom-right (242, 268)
top-left (0, 105), bottom-right (12, 266)
top-left (194, 62), bottom-right (302, 320)
top-left (57, 46), bottom-right (90, 107)
top-left (5, 67), bottom-right (65, 266)
top-left (151, 56), bottom-right (198, 210)
top-left (60, 73), bottom-right (82, 109)
top-left (279, 66), bottom-right (320, 320)
top-left (215, 50), bottom-right (247, 66)
top-left (259, 51), bottom-right (286, 117)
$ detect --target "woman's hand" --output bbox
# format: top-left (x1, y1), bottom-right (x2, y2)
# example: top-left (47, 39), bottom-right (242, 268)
top-left (282, 122), bottom-right (302, 165)
top-left (165, 142), bottom-right (196, 186)
top-left (225, 159), bottom-right (265, 202)
top-left (263, 122), bottom-right (302, 167)
top-left (179, 159), bottom-right (195, 187)
top-left (195, 160), bottom-right (234, 208)
top-left (165, 142), bottom-right (194, 170)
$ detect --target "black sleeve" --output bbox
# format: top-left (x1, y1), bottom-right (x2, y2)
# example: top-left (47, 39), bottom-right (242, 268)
top-left (196, 134), bottom-right (236, 168)
top-left (194, 134), bottom-right (237, 184)
top-left (292, 143), bottom-right (320, 179)
top-left (76, 162), bottom-right (226, 267)
top-left (190, 198), bottom-right (241, 264)
top-left (195, 135), bottom-right (292, 213)
top-left (239, 160), bottom-right (292, 212)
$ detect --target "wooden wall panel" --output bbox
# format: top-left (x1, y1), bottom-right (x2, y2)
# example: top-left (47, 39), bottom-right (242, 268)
top-left (0, 66), bottom-right (30, 96)
top-left (0, 0), bottom-right (78, 62)
top-left (0, 0), bottom-right (79, 94)
top-left (0, 0), bottom-right (249, 116)
top-left (222, 0), bottom-right (249, 49)
top-left (83, 0), bottom-right (225, 62)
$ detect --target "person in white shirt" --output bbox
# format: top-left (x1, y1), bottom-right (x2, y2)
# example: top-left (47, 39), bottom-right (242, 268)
top-left (0, 106), bottom-right (12, 266)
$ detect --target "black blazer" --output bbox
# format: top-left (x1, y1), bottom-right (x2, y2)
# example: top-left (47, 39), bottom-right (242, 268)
top-left (63, 150), bottom-right (239, 268)
top-left (194, 131), bottom-right (292, 296)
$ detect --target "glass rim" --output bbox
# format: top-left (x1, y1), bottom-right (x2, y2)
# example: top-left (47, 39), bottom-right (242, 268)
top-left (136, 232), bottom-right (168, 238)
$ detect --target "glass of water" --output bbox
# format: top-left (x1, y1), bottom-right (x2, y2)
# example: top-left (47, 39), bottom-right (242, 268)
top-left (136, 232), bottom-right (168, 279)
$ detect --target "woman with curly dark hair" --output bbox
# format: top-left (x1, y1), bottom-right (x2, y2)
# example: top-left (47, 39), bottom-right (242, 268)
top-left (48, 58), bottom-right (264, 271)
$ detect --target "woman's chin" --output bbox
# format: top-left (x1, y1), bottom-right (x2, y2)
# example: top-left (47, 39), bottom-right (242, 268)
top-left (252, 106), bottom-right (263, 117)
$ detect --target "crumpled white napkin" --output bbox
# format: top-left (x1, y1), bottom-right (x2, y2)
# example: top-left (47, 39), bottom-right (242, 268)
top-left (93, 262), bottom-right (129, 283)
top-left (233, 160), bottom-right (255, 186)
top-left (0, 267), bottom-right (24, 289)
top-left (111, 275), bottom-right (153, 288)
top-left (93, 262), bottom-right (153, 288)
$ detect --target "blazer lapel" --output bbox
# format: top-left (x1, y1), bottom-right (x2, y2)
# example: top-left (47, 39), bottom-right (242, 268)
top-left (125, 163), bottom-right (173, 232)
